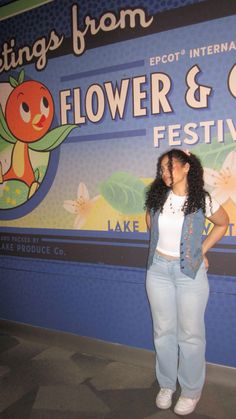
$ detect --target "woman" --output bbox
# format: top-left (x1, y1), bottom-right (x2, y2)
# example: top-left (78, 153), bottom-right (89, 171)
top-left (145, 148), bottom-right (229, 416)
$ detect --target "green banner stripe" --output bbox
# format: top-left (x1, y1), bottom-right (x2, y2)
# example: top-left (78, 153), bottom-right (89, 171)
top-left (0, 0), bottom-right (53, 21)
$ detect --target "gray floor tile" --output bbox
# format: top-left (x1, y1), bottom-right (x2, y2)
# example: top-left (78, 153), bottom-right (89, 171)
top-left (71, 352), bottom-right (111, 379)
top-left (0, 388), bottom-right (38, 419)
top-left (33, 347), bottom-right (76, 360)
top-left (197, 382), bottom-right (236, 419)
top-left (144, 411), bottom-right (178, 419)
top-left (0, 339), bottom-right (47, 368)
top-left (0, 365), bottom-right (10, 377)
top-left (32, 384), bottom-right (110, 413)
top-left (0, 382), bottom-right (36, 413)
top-left (87, 379), bottom-right (158, 418)
top-left (29, 358), bottom-right (85, 385)
top-left (30, 410), bottom-right (106, 419)
top-left (0, 331), bottom-right (235, 419)
top-left (0, 334), bottom-right (19, 354)
top-left (0, 359), bottom-right (85, 413)
top-left (91, 361), bottom-right (155, 390)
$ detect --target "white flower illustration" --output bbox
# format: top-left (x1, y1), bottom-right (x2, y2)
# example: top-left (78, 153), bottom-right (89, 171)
top-left (63, 182), bottom-right (99, 229)
top-left (204, 151), bottom-right (236, 204)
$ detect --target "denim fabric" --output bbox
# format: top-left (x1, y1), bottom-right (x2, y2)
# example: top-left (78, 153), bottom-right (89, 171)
top-left (146, 253), bottom-right (209, 398)
top-left (146, 209), bottom-right (205, 279)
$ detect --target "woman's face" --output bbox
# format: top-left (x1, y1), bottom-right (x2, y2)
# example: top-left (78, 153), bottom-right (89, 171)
top-left (160, 155), bottom-right (189, 188)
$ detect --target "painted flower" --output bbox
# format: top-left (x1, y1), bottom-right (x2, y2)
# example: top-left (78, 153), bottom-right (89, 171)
top-left (204, 151), bottom-right (236, 204)
top-left (63, 182), bottom-right (99, 229)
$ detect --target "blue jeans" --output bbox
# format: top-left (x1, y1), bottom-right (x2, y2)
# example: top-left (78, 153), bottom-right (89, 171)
top-left (146, 253), bottom-right (209, 398)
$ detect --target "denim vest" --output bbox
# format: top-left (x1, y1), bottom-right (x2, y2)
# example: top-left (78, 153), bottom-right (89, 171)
top-left (147, 208), bottom-right (205, 279)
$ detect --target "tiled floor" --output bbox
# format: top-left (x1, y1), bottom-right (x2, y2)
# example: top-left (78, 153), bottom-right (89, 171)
top-left (0, 332), bottom-right (235, 418)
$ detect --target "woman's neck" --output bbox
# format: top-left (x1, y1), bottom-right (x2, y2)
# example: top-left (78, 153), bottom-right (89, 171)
top-left (172, 184), bottom-right (187, 196)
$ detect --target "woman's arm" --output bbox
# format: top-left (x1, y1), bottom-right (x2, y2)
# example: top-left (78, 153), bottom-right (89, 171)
top-left (202, 206), bottom-right (229, 269)
top-left (146, 210), bottom-right (151, 230)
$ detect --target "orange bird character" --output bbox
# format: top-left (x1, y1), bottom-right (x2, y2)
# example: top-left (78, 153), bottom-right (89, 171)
top-left (0, 69), bottom-right (76, 199)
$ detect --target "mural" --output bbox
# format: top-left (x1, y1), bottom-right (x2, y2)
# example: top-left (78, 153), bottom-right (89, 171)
top-left (0, 0), bottom-right (235, 272)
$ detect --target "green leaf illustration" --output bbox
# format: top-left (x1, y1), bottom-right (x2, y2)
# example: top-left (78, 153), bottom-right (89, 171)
top-left (34, 168), bottom-right (40, 182)
top-left (36, 165), bottom-right (47, 182)
top-left (0, 138), bottom-right (13, 153)
top-left (9, 76), bottom-right (18, 88)
top-left (29, 124), bottom-right (77, 151)
top-left (0, 105), bottom-right (17, 144)
top-left (100, 172), bottom-right (146, 214)
top-left (18, 69), bottom-right (25, 85)
top-left (193, 133), bottom-right (236, 170)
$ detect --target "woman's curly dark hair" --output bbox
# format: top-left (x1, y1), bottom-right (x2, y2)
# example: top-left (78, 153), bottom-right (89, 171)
top-left (145, 148), bottom-right (211, 215)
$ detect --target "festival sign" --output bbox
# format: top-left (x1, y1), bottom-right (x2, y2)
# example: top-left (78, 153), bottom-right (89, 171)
top-left (0, 1), bottom-right (235, 274)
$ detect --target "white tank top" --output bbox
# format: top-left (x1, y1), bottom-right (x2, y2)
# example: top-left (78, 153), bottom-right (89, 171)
top-left (156, 191), bottom-right (220, 257)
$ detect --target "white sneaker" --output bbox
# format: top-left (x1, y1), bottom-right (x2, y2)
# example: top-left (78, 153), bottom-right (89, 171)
top-left (156, 388), bottom-right (174, 409)
top-left (174, 396), bottom-right (200, 415)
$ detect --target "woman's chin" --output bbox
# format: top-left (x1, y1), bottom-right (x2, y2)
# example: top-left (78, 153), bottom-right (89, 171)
top-left (163, 179), bottom-right (172, 187)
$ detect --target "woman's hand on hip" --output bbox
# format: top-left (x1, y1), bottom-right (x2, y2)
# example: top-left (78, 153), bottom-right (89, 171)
top-left (203, 254), bottom-right (209, 270)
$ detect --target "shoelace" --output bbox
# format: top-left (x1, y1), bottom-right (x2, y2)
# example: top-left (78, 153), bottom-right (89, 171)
top-left (158, 389), bottom-right (173, 399)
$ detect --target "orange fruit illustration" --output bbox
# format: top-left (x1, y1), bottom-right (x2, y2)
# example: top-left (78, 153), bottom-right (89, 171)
top-left (5, 80), bottom-right (54, 142)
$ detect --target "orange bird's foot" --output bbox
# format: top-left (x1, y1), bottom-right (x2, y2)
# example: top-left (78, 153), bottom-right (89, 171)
top-left (28, 181), bottom-right (40, 199)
